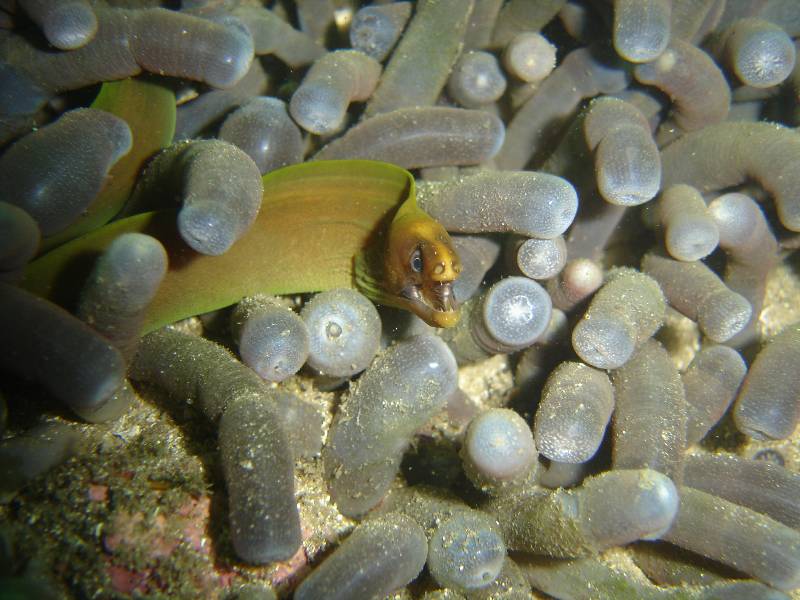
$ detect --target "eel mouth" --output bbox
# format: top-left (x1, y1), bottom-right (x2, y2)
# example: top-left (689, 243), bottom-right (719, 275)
top-left (401, 281), bottom-right (460, 328)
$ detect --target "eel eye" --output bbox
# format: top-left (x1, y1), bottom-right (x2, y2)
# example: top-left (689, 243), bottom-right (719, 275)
top-left (410, 248), bottom-right (423, 273)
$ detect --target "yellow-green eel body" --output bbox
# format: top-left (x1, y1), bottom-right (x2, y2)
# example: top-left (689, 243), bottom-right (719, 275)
top-left (22, 160), bottom-right (461, 333)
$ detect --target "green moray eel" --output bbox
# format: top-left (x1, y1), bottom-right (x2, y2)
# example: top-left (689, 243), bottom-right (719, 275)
top-left (22, 160), bottom-right (462, 332)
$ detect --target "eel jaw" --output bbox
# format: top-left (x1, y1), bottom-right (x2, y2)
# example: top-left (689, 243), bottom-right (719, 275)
top-left (401, 281), bottom-right (460, 328)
